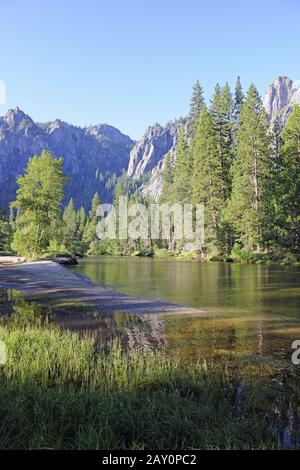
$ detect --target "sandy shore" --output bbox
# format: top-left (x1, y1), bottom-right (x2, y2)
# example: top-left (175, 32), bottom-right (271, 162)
top-left (0, 260), bottom-right (201, 315)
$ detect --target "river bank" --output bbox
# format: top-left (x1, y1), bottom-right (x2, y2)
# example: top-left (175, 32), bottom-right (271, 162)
top-left (87, 246), bottom-right (300, 266)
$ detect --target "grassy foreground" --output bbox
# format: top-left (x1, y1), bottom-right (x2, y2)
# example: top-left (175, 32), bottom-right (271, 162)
top-left (0, 310), bottom-right (295, 450)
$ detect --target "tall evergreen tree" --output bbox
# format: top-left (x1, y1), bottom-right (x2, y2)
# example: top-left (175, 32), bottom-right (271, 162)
top-left (188, 80), bottom-right (205, 135)
top-left (210, 82), bottom-right (233, 201)
top-left (83, 192), bottom-right (101, 245)
top-left (62, 198), bottom-right (78, 252)
top-left (277, 104), bottom-right (300, 251)
top-left (77, 206), bottom-right (86, 238)
top-left (160, 151), bottom-right (175, 203)
top-left (173, 127), bottom-right (193, 203)
top-left (228, 85), bottom-right (273, 250)
top-left (233, 76), bottom-right (244, 122)
top-left (192, 106), bottom-right (226, 250)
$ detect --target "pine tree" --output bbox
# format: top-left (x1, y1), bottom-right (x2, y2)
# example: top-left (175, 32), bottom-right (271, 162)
top-left (173, 127), bottom-right (193, 203)
top-left (228, 84), bottom-right (273, 250)
top-left (192, 106), bottom-right (226, 250)
top-left (160, 151), bottom-right (175, 203)
top-left (77, 206), bottom-right (86, 238)
top-left (83, 192), bottom-right (101, 245)
top-left (210, 82), bottom-right (233, 201)
top-left (233, 76), bottom-right (244, 122)
top-left (189, 80), bottom-right (205, 120)
top-left (277, 104), bottom-right (300, 250)
top-left (188, 80), bottom-right (205, 136)
top-left (62, 198), bottom-right (78, 252)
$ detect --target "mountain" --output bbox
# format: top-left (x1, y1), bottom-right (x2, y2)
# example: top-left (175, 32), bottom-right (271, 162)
top-left (127, 120), bottom-right (183, 201)
top-left (140, 76), bottom-right (300, 201)
top-left (0, 108), bottom-right (134, 210)
top-left (1, 77), bottom-right (299, 212)
top-left (263, 76), bottom-right (300, 125)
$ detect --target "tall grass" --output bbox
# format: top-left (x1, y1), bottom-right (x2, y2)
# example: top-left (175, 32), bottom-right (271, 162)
top-left (0, 311), bottom-right (291, 449)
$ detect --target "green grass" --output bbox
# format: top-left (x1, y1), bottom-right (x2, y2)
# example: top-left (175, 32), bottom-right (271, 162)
top-left (0, 309), bottom-right (296, 449)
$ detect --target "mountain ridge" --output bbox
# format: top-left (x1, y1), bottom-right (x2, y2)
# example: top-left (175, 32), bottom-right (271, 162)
top-left (1, 76), bottom-right (300, 210)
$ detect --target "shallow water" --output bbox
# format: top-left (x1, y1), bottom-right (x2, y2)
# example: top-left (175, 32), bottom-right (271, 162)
top-left (2, 256), bottom-right (300, 448)
top-left (70, 256), bottom-right (300, 362)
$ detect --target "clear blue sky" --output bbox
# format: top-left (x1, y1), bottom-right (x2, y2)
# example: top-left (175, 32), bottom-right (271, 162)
top-left (0, 0), bottom-right (299, 139)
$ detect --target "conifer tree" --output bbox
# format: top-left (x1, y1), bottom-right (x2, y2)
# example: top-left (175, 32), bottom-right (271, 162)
top-left (189, 80), bottom-right (205, 121)
top-left (210, 82), bottom-right (233, 200)
top-left (188, 80), bottom-right (205, 136)
top-left (233, 76), bottom-right (244, 122)
top-left (277, 104), bottom-right (300, 250)
top-left (160, 151), bottom-right (175, 203)
top-left (192, 106), bottom-right (226, 250)
top-left (62, 198), bottom-right (78, 252)
top-left (77, 206), bottom-right (86, 239)
top-left (83, 192), bottom-right (101, 245)
top-left (228, 85), bottom-right (273, 250)
top-left (173, 127), bottom-right (193, 203)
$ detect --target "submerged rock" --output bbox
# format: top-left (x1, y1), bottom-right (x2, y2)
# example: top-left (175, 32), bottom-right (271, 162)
top-left (52, 256), bottom-right (78, 266)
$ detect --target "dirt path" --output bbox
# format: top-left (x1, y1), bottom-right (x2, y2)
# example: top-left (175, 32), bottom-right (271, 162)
top-left (0, 261), bottom-right (201, 315)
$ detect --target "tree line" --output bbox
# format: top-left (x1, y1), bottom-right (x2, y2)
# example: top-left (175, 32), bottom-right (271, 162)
top-left (160, 79), bottom-right (300, 258)
top-left (0, 78), bottom-right (299, 261)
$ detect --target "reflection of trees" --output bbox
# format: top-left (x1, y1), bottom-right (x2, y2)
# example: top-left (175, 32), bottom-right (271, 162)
top-left (126, 315), bottom-right (165, 351)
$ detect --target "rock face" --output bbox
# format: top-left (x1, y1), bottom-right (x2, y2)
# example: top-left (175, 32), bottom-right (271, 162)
top-left (128, 120), bottom-right (182, 200)
top-left (263, 76), bottom-right (300, 125)
top-left (0, 108), bottom-right (134, 210)
top-left (128, 120), bottom-right (181, 178)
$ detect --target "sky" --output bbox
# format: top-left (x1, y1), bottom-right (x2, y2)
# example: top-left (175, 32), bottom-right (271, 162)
top-left (0, 0), bottom-right (299, 140)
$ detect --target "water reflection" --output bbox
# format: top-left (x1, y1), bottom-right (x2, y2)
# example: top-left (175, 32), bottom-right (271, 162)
top-left (2, 288), bottom-right (300, 448)
top-left (1, 284), bottom-right (300, 368)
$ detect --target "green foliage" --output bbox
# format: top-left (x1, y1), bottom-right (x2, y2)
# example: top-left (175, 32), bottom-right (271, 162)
top-left (160, 152), bottom-right (175, 203)
top-left (227, 85), bottom-right (274, 250)
top-left (277, 105), bottom-right (300, 251)
top-left (0, 206), bottom-right (12, 252)
top-left (233, 76), bottom-right (244, 125)
top-left (83, 192), bottom-right (101, 246)
top-left (188, 79), bottom-right (205, 134)
top-left (192, 106), bottom-right (227, 250)
top-left (210, 82), bottom-right (233, 201)
top-left (11, 150), bottom-right (66, 258)
top-left (62, 199), bottom-right (77, 250)
top-left (173, 127), bottom-right (192, 203)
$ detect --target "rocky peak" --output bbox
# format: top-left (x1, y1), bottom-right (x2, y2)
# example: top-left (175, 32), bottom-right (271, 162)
top-left (263, 76), bottom-right (300, 125)
top-left (4, 107), bottom-right (34, 131)
top-left (127, 120), bottom-right (181, 178)
top-left (46, 119), bottom-right (68, 134)
top-left (86, 124), bottom-right (134, 147)
top-left (0, 109), bottom-right (134, 210)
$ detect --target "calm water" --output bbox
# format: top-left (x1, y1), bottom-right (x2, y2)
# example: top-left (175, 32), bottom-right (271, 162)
top-left (71, 256), bottom-right (300, 363)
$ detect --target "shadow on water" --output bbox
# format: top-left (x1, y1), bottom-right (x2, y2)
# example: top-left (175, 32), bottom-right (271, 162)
top-left (0, 288), bottom-right (166, 353)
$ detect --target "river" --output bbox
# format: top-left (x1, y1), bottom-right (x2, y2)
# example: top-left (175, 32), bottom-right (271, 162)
top-left (72, 256), bottom-right (300, 362)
